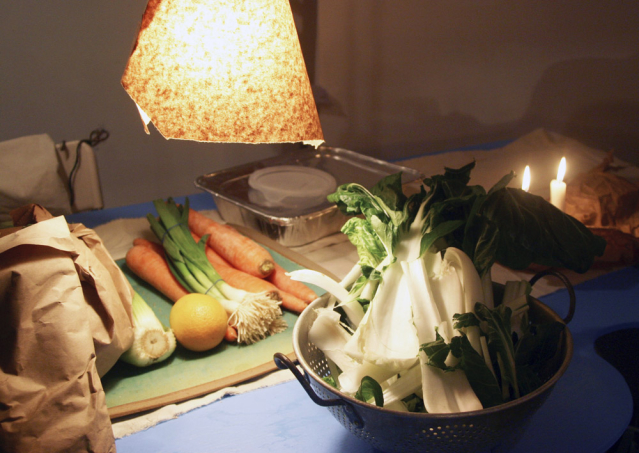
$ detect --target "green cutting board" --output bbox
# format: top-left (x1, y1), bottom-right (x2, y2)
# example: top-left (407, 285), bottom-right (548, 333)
top-left (102, 229), bottom-right (332, 419)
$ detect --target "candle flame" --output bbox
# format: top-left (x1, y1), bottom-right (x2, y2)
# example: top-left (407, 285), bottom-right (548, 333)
top-left (557, 157), bottom-right (566, 183)
top-left (522, 166), bottom-right (531, 192)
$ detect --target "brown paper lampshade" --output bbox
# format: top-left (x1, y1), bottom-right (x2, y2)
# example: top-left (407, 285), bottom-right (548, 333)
top-left (121, 0), bottom-right (324, 147)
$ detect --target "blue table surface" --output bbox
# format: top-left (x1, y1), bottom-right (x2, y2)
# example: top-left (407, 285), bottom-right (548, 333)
top-left (69, 172), bottom-right (636, 453)
top-left (111, 266), bottom-right (636, 453)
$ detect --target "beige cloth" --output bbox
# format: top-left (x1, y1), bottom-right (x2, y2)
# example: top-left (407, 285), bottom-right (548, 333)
top-left (405, 128), bottom-right (639, 199)
top-left (0, 134), bottom-right (72, 222)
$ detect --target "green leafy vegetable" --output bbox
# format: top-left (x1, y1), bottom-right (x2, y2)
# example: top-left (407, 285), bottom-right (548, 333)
top-left (293, 162), bottom-right (590, 414)
top-left (322, 375), bottom-right (338, 389)
top-left (450, 335), bottom-right (504, 408)
top-left (420, 331), bottom-right (454, 371)
top-left (474, 303), bottom-right (519, 399)
top-left (515, 321), bottom-right (565, 395)
top-left (481, 188), bottom-right (606, 272)
top-left (355, 376), bottom-right (384, 407)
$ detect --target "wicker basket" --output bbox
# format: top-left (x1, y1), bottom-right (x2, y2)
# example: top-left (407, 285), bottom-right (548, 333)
top-left (275, 270), bottom-right (574, 453)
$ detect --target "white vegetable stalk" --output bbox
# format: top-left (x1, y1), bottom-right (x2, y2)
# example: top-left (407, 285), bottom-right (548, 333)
top-left (289, 269), bottom-right (350, 302)
top-left (502, 280), bottom-right (531, 340)
top-left (427, 257), bottom-right (465, 341)
top-left (381, 363), bottom-right (422, 408)
top-left (289, 269), bottom-right (365, 327)
top-left (309, 308), bottom-right (394, 394)
top-left (343, 261), bottom-right (419, 374)
top-left (340, 263), bottom-right (363, 289)
top-left (442, 247), bottom-right (485, 314)
top-left (120, 292), bottom-right (176, 367)
top-left (419, 351), bottom-right (482, 413)
top-left (441, 248), bottom-right (484, 356)
top-left (402, 253), bottom-right (483, 414)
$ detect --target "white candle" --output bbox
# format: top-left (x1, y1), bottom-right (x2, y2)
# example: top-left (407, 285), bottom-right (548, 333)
top-left (522, 165), bottom-right (531, 192)
top-left (550, 157), bottom-right (566, 211)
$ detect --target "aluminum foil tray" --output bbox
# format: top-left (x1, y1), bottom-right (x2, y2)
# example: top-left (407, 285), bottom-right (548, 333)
top-left (194, 146), bottom-right (424, 246)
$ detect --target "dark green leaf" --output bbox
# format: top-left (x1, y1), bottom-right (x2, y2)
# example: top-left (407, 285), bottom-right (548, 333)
top-left (467, 219), bottom-right (500, 277)
top-left (370, 172), bottom-right (407, 212)
top-left (481, 188), bottom-right (607, 273)
top-left (474, 302), bottom-right (519, 399)
top-left (515, 321), bottom-right (565, 383)
top-left (450, 335), bottom-right (504, 408)
top-left (355, 376), bottom-right (384, 407)
top-left (420, 332), bottom-right (455, 371)
top-left (453, 312), bottom-right (480, 329)
top-left (322, 375), bottom-right (338, 389)
top-left (420, 219), bottom-right (465, 257)
top-left (402, 393), bottom-right (427, 413)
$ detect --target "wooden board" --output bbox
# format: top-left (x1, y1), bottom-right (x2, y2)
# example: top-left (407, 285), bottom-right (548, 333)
top-left (102, 226), bottom-right (337, 420)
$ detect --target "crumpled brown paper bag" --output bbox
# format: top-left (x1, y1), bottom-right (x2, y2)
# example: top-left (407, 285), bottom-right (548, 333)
top-left (566, 151), bottom-right (639, 236)
top-left (0, 206), bottom-right (134, 453)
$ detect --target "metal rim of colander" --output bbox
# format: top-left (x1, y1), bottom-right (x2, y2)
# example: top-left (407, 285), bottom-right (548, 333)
top-left (292, 290), bottom-right (574, 420)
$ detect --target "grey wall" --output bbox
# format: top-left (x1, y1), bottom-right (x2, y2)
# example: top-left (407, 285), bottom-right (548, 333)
top-left (0, 1), bottom-right (283, 209)
top-left (315, 1), bottom-right (639, 163)
top-left (2, 1), bottom-right (638, 209)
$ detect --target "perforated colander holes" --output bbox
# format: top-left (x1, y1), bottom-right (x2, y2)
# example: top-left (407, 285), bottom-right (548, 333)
top-left (307, 343), bottom-right (331, 377)
top-left (338, 414), bottom-right (384, 450)
top-left (308, 357), bottom-right (330, 377)
top-left (411, 424), bottom-right (505, 453)
top-left (306, 347), bottom-right (326, 374)
top-left (415, 424), bottom-right (481, 442)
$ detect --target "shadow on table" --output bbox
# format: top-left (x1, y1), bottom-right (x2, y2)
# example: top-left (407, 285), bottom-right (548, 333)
top-left (597, 328), bottom-right (639, 453)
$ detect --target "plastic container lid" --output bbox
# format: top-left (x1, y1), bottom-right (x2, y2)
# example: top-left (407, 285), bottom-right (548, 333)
top-left (248, 165), bottom-right (337, 209)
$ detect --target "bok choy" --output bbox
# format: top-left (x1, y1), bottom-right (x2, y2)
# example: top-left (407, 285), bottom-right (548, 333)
top-left (290, 163), bottom-right (604, 413)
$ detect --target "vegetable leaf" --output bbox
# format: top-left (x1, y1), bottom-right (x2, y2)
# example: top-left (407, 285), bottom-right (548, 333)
top-left (402, 393), bottom-right (427, 413)
top-left (341, 218), bottom-right (387, 268)
top-left (370, 172), bottom-right (407, 212)
top-left (515, 321), bottom-right (565, 395)
top-left (452, 312), bottom-right (480, 329)
top-left (420, 331), bottom-right (454, 371)
top-left (420, 219), bottom-right (465, 257)
top-left (474, 302), bottom-right (519, 399)
top-left (355, 376), bottom-right (384, 407)
top-left (450, 335), bottom-right (504, 408)
top-left (481, 188), bottom-right (606, 273)
top-left (322, 375), bottom-right (338, 389)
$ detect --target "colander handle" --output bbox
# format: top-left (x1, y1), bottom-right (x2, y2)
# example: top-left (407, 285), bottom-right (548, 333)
top-left (273, 353), bottom-right (364, 427)
top-left (529, 269), bottom-right (576, 324)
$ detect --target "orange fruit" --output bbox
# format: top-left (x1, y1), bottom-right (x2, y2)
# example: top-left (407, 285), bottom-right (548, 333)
top-left (170, 294), bottom-right (228, 352)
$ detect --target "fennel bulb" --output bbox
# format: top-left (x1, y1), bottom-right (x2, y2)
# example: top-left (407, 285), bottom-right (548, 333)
top-left (120, 291), bottom-right (176, 367)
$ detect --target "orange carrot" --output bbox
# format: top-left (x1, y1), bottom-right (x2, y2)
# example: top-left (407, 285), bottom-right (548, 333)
top-left (193, 233), bottom-right (308, 314)
top-left (224, 325), bottom-right (238, 342)
top-left (267, 262), bottom-right (318, 304)
top-left (188, 209), bottom-right (275, 278)
top-left (126, 240), bottom-right (190, 302)
top-left (127, 238), bottom-right (239, 342)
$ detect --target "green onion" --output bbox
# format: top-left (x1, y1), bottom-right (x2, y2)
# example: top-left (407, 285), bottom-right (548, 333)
top-left (147, 197), bottom-right (285, 344)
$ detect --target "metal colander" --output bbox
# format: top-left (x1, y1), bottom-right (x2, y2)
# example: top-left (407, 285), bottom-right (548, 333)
top-left (275, 270), bottom-right (574, 453)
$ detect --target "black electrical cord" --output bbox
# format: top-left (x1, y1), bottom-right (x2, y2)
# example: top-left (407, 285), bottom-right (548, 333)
top-left (66, 128), bottom-right (109, 207)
